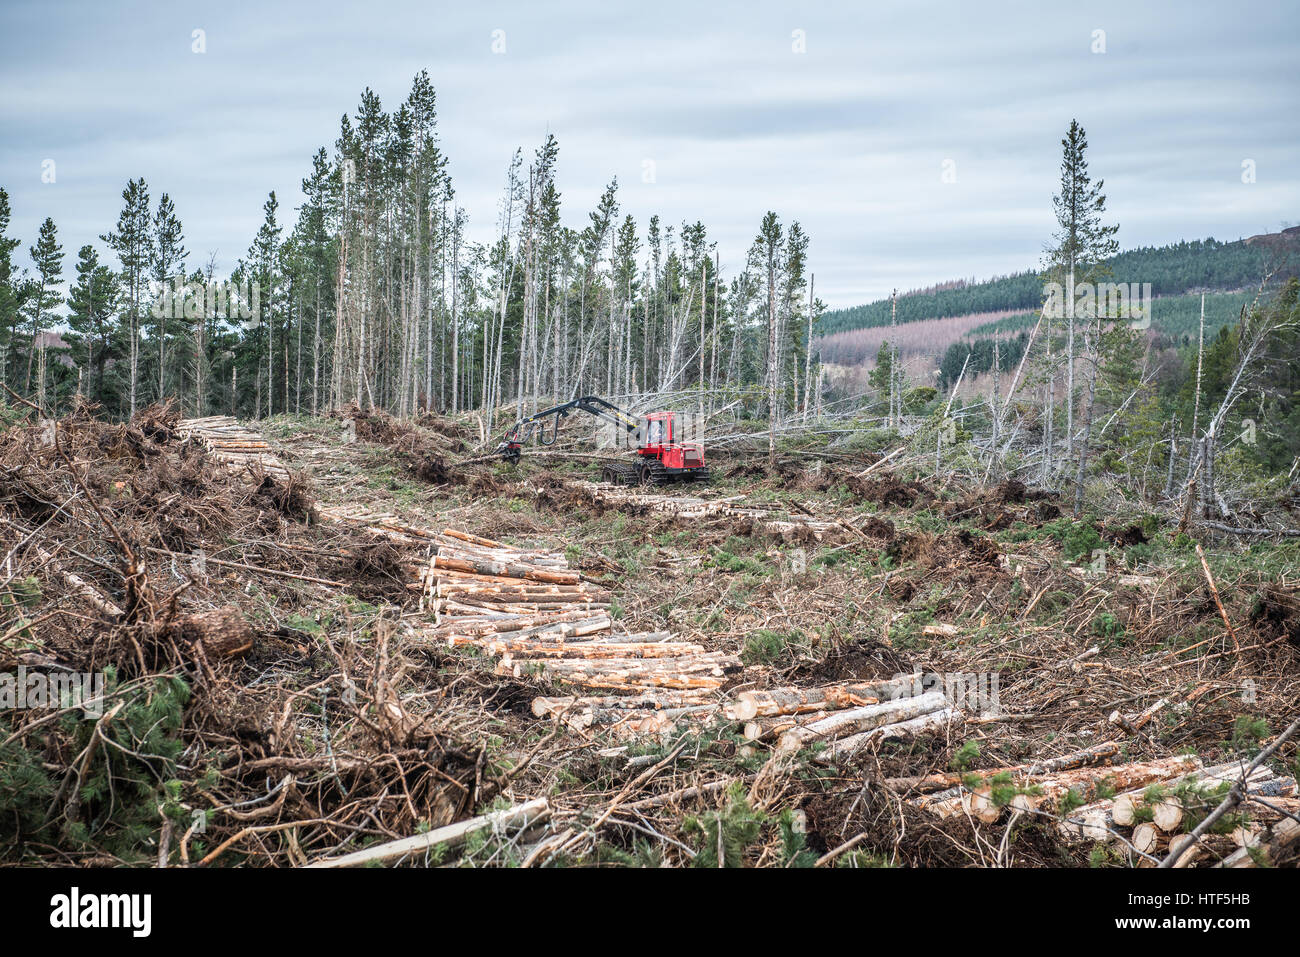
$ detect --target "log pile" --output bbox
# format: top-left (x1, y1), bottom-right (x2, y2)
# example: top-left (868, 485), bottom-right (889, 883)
top-left (414, 528), bottom-right (743, 733)
top-left (726, 676), bottom-right (960, 760)
top-left (573, 482), bottom-right (846, 542)
top-left (906, 744), bottom-right (1299, 866)
top-left (1057, 760), bottom-right (1299, 865)
top-left (178, 415), bottom-right (291, 482)
top-left (420, 529), bottom-right (959, 747)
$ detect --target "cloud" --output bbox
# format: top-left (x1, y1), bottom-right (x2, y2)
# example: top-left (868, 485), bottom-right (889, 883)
top-left (1, 0), bottom-right (1296, 308)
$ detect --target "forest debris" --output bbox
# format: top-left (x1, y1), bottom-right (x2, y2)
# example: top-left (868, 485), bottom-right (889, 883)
top-left (158, 606), bottom-right (255, 659)
top-left (1196, 541), bottom-right (1240, 649)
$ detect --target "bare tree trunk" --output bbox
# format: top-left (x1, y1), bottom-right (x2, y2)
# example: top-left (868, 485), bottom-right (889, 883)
top-left (451, 212), bottom-right (460, 413)
top-left (1072, 319), bottom-right (1100, 516)
top-left (802, 273), bottom-right (815, 421)
top-left (1042, 308), bottom-right (1054, 483)
top-left (889, 290), bottom-right (898, 427)
top-left (990, 340), bottom-right (1001, 464)
top-left (1163, 414), bottom-right (1177, 497)
top-left (766, 259), bottom-right (778, 472)
top-left (1065, 266), bottom-right (1075, 468)
top-left (1185, 293), bottom-right (1205, 490)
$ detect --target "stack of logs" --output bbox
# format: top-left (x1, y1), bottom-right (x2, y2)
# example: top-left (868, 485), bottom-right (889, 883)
top-left (178, 416), bottom-right (290, 482)
top-left (417, 528), bottom-right (744, 737)
top-left (420, 529), bottom-right (960, 749)
top-left (573, 482), bottom-right (847, 543)
top-left (907, 743), bottom-right (1298, 867)
top-left (726, 677), bottom-right (960, 763)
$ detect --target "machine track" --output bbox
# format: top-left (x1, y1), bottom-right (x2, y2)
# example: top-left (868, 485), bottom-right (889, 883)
top-left (600, 461), bottom-right (640, 485)
top-left (599, 459), bottom-right (711, 486)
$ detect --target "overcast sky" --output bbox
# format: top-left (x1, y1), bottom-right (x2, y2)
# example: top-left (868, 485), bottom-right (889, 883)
top-left (2, 0), bottom-right (1297, 309)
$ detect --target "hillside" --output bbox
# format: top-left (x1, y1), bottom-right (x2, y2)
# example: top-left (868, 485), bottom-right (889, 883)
top-left (817, 228), bottom-right (1300, 369)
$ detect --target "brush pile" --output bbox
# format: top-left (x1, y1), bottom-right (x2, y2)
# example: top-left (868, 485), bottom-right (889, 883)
top-left (0, 403), bottom-right (489, 866)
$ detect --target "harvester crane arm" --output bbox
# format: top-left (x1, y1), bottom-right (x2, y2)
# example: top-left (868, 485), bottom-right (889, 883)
top-left (496, 395), bottom-right (639, 462)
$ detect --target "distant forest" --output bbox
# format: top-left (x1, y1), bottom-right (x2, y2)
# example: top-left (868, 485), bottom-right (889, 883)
top-left (818, 234), bottom-right (1293, 338)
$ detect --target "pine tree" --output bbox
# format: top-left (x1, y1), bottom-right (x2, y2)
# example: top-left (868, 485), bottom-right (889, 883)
top-left (1045, 120), bottom-right (1119, 480)
top-left (750, 212), bottom-right (784, 471)
top-left (150, 193), bottom-right (187, 400)
top-left (0, 188), bottom-right (22, 392)
top-left (293, 148), bottom-right (336, 415)
top-left (25, 217), bottom-right (63, 400)
top-left (101, 178), bottom-right (153, 415)
top-left (246, 191), bottom-right (282, 417)
top-left (65, 245), bottom-right (119, 407)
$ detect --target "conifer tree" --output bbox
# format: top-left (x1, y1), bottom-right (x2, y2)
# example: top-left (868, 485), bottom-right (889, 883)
top-left (0, 188), bottom-right (22, 391)
top-left (65, 245), bottom-right (119, 407)
top-left (25, 217), bottom-right (63, 396)
top-left (101, 178), bottom-right (153, 415)
top-left (150, 193), bottom-right (187, 400)
top-left (1045, 120), bottom-right (1119, 475)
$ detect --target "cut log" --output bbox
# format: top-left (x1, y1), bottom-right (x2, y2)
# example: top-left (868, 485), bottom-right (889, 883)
top-left (442, 598), bottom-right (611, 615)
top-left (425, 608), bottom-right (600, 636)
top-left (1108, 698), bottom-right (1168, 734)
top-left (469, 638), bottom-right (705, 660)
top-left (502, 656), bottom-right (737, 691)
top-left (931, 754), bottom-right (1203, 822)
top-left (812, 708), bottom-right (962, 765)
top-left (1056, 761), bottom-right (1274, 844)
top-left (592, 631), bottom-right (674, 644)
top-left (777, 690), bottom-right (948, 753)
top-left (1166, 833), bottom-right (1202, 868)
top-left (732, 674), bottom-right (921, 721)
top-left (161, 606), bottom-right (255, 658)
top-left (887, 742), bottom-right (1122, 794)
top-left (531, 692), bottom-right (710, 717)
top-left (433, 554), bottom-right (580, 585)
top-left (1217, 817), bottom-right (1300, 868)
top-left (1152, 798), bottom-right (1184, 833)
top-left (1112, 793), bottom-right (1139, 827)
top-left (742, 711), bottom-right (832, 742)
top-left (1132, 822), bottom-right (1161, 856)
top-left (440, 527), bottom-right (510, 549)
top-left (562, 704), bottom-right (722, 734)
top-left (307, 798), bottom-right (550, 868)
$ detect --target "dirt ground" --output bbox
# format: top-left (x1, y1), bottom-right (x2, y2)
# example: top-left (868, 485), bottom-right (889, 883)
top-left (2, 406), bottom-right (1297, 867)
